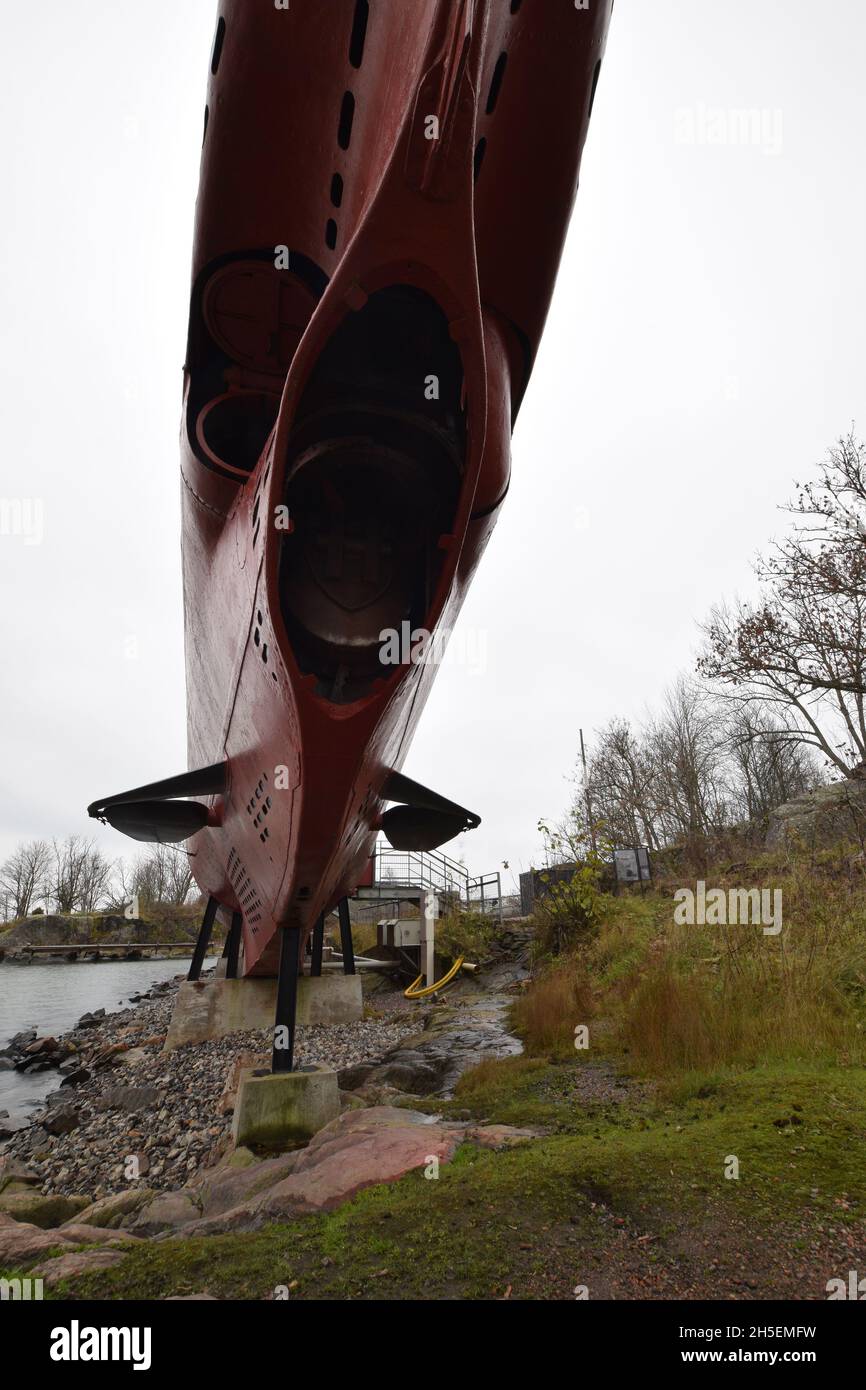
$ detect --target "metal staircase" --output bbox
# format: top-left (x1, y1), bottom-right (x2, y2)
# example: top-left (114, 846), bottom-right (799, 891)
top-left (368, 841), bottom-right (503, 919)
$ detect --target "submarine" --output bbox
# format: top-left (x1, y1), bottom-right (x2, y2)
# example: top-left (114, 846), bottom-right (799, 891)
top-left (89, 0), bottom-right (613, 1068)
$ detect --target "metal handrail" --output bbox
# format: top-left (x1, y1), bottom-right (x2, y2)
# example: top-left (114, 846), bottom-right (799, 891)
top-left (374, 845), bottom-right (469, 896)
top-left (373, 844), bottom-right (503, 922)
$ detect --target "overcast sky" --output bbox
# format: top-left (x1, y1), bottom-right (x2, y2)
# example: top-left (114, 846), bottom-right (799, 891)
top-left (1, 0), bottom-right (863, 895)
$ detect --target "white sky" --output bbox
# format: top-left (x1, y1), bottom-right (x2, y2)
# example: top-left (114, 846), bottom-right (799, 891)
top-left (1, 0), bottom-right (863, 896)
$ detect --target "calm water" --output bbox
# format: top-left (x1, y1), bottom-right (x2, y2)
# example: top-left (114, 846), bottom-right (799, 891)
top-left (0, 956), bottom-right (216, 1123)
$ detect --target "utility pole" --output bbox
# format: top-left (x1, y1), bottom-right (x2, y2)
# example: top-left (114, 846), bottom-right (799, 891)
top-left (580, 728), bottom-right (597, 856)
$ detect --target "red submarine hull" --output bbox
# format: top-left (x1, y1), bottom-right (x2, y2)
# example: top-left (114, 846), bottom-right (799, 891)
top-left (91, 0), bottom-right (612, 978)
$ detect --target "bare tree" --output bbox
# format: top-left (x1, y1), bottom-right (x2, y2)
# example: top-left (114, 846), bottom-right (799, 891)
top-left (647, 679), bottom-right (731, 849)
top-left (102, 857), bottom-right (133, 913)
top-left (723, 705), bottom-right (821, 821)
top-left (0, 839), bottom-right (52, 920)
top-left (584, 719), bottom-right (660, 851)
top-left (700, 430), bottom-right (866, 776)
top-left (578, 682), bottom-right (809, 857)
top-left (51, 837), bottom-right (113, 913)
top-left (131, 843), bottom-right (194, 907)
top-left (79, 845), bottom-right (114, 912)
top-left (787, 427), bottom-right (866, 563)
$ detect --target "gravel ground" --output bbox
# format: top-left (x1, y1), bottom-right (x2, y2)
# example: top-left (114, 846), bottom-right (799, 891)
top-left (2, 974), bottom-right (420, 1200)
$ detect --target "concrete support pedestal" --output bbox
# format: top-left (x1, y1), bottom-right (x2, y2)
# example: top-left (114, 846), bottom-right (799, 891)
top-left (232, 1065), bottom-right (340, 1148)
top-left (164, 975), bottom-right (363, 1051)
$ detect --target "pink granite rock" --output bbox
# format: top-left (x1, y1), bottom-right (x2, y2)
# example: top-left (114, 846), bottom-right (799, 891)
top-left (258, 1119), bottom-right (461, 1218)
top-left (0, 1213), bottom-right (138, 1269)
top-left (31, 1248), bottom-right (128, 1285)
top-left (182, 1107), bottom-right (465, 1234)
top-left (468, 1125), bottom-right (539, 1149)
top-left (191, 1150), bottom-right (300, 1220)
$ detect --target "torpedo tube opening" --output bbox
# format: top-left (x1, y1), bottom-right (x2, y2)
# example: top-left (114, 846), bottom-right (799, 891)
top-left (196, 389), bottom-right (281, 475)
top-left (278, 286), bottom-right (466, 704)
top-left (184, 251), bottom-right (326, 479)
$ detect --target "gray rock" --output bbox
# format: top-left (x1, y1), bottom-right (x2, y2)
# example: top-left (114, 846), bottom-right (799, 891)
top-left (24, 1036), bottom-right (59, 1056)
top-left (96, 1085), bottom-right (160, 1113)
top-left (68, 1187), bottom-right (156, 1230)
top-left (376, 1057), bottom-right (441, 1093)
top-left (129, 1189), bottom-right (202, 1236)
top-left (337, 1062), bottom-right (374, 1090)
top-left (0, 1190), bottom-right (91, 1228)
top-left (76, 1010), bottom-right (106, 1030)
top-left (60, 1067), bottom-right (91, 1089)
top-left (0, 1155), bottom-right (39, 1193)
top-left (43, 1106), bottom-right (81, 1136)
top-left (766, 779), bottom-right (866, 850)
top-left (0, 1115), bottom-right (30, 1139)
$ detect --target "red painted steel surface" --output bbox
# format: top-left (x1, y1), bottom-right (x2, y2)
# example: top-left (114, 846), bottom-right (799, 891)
top-left (181, 0), bottom-right (613, 976)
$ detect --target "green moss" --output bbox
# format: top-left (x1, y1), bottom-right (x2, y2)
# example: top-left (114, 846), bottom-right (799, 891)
top-left (63, 1051), bottom-right (866, 1303)
top-left (48, 852), bottom-right (866, 1301)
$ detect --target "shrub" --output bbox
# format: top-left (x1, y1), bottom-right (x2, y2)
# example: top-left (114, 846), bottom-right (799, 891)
top-left (435, 908), bottom-right (497, 962)
top-left (531, 858), bottom-right (607, 959)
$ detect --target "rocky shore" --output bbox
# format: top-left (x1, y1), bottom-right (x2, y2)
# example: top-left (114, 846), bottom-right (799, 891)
top-left (0, 971), bottom-right (421, 1200)
top-left (0, 959), bottom-right (530, 1293)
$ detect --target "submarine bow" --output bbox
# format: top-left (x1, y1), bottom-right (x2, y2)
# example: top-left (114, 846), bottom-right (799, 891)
top-left (89, 0), bottom-right (613, 984)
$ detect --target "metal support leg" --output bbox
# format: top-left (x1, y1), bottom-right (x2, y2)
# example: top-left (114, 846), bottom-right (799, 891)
top-left (188, 896), bottom-right (218, 981)
top-left (310, 913), bottom-right (325, 977)
top-left (225, 910), bottom-right (242, 980)
top-left (421, 889), bottom-right (435, 988)
top-left (338, 897), bottom-right (356, 975)
top-left (272, 924), bottom-right (302, 1073)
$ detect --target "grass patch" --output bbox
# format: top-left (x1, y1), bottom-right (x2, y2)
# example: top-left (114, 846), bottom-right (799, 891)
top-left (511, 957), bottom-right (595, 1058)
top-left (66, 1057), bottom-right (866, 1302)
top-left (435, 908), bottom-right (498, 963)
top-left (621, 963), bottom-right (864, 1074)
top-left (451, 1055), bottom-right (562, 1126)
top-left (46, 848), bottom-right (866, 1300)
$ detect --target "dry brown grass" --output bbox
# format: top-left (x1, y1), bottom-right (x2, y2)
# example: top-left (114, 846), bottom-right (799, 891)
top-left (453, 1054), bottom-right (548, 1103)
top-left (511, 957), bottom-right (595, 1058)
top-left (521, 856), bottom-right (866, 1076)
top-left (620, 962), bottom-right (863, 1074)
top-left (621, 967), bottom-right (729, 1072)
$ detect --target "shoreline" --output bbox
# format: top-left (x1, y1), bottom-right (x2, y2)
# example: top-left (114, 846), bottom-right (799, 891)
top-left (0, 951), bottom-right (204, 965)
top-left (0, 969), bottom-right (421, 1201)
top-left (0, 956), bottom-right (215, 1126)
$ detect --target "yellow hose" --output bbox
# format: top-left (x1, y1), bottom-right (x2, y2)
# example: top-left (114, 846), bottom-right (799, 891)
top-left (404, 955), bottom-right (465, 999)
